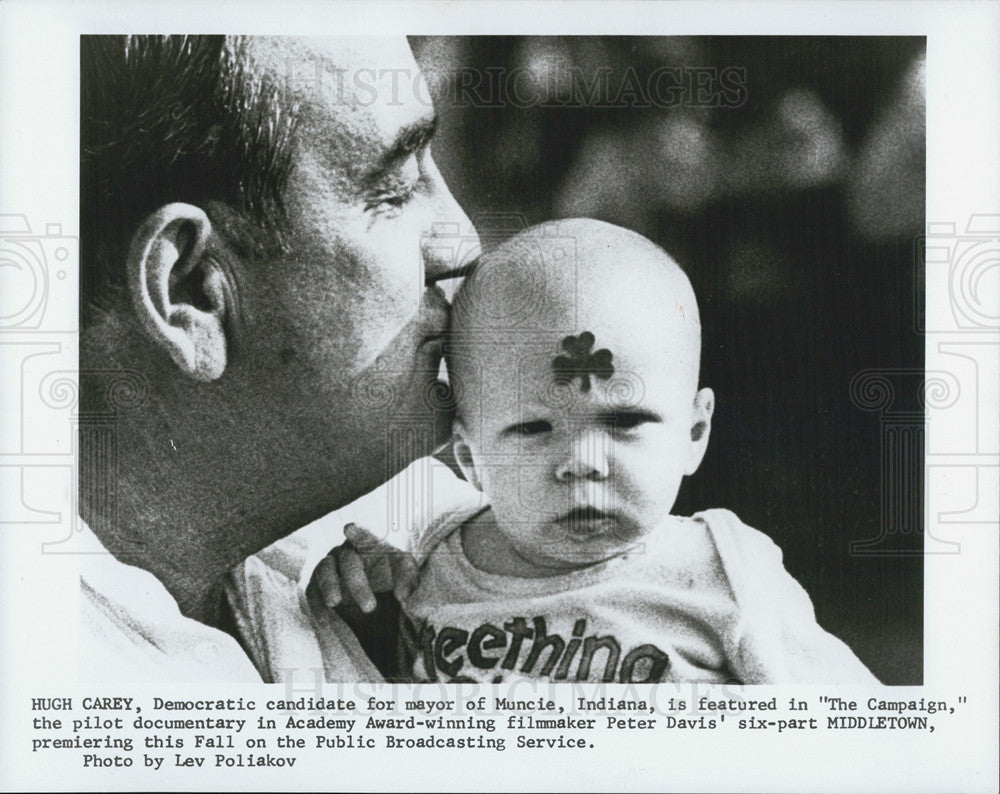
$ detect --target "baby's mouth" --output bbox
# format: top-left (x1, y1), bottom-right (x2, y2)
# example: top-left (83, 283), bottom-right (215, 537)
top-left (557, 506), bottom-right (618, 538)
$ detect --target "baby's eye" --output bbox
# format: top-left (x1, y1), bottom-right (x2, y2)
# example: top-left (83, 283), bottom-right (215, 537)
top-left (507, 420), bottom-right (553, 436)
top-left (606, 411), bottom-right (660, 432)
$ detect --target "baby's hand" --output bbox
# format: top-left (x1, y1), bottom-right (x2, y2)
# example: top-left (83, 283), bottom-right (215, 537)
top-left (313, 523), bottom-right (419, 614)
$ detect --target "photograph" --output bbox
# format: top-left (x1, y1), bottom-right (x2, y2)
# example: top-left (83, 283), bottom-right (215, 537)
top-left (1, 3), bottom-right (997, 792)
top-left (78, 33), bottom-right (924, 686)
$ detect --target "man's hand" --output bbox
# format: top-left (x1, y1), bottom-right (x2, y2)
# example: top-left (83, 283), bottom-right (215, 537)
top-left (313, 523), bottom-right (419, 614)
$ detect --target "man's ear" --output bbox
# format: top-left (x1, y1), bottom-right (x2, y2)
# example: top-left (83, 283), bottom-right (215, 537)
top-left (685, 387), bottom-right (714, 475)
top-left (452, 422), bottom-right (483, 491)
top-left (127, 203), bottom-right (231, 382)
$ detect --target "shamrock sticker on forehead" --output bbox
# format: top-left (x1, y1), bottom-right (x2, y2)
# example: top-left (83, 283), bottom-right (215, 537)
top-left (552, 332), bottom-right (615, 393)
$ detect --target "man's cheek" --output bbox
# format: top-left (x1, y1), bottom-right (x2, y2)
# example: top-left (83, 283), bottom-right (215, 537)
top-left (346, 224), bottom-right (421, 312)
top-left (369, 219), bottom-right (424, 301)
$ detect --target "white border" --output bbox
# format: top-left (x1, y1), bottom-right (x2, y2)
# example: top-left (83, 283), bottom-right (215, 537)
top-left (1, 2), bottom-right (997, 791)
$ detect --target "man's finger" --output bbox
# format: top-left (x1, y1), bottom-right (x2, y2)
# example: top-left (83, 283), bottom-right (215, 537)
top-left (340, 546), bottom-right (378, 613)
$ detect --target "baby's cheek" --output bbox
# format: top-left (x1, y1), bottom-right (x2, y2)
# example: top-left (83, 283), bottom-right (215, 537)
top-left (615, 450), bottom-right (680, 512)
top-left (512, 465), bottom-right (557, 515)
top-left (482, 465), bottom-right (525, 516)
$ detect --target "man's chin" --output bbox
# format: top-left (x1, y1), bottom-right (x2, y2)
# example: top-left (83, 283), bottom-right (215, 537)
top-left (342, 335), bottom-right (455, 483)
top-left (380, 374), bottom-right (456, 463)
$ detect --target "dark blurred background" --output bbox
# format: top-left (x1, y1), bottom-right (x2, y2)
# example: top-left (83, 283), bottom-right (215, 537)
top-left (413, 36), bottom-right (926, 685)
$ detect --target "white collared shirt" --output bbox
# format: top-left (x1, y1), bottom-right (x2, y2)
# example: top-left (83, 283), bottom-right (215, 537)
top-left (79, 520), bottom-right (262, 682)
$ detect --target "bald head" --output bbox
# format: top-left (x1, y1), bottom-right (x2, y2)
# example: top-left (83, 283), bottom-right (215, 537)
top-left (449, 219), bottom-right (703, 426)
top-left (455, 218), bottom-right (699, 326)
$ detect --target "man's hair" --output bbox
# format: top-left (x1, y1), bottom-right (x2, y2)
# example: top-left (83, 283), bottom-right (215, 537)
top-left (80, 35), bottom-right (297, 325)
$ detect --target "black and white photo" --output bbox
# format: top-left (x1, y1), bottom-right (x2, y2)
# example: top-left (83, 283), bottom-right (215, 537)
top-left (1, 3), bottom-right (997, 791)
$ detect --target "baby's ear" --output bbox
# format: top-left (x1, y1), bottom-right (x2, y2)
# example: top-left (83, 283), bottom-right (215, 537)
top-left (451, 421), bottom-right (483, 491)
top-left (685, 388), bottom-right (714, 475)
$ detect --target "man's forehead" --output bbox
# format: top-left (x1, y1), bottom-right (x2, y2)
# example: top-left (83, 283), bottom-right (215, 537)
top-left (242, 36), bottom-right (418, 81)
top-left (240, 36), bottom-right (433, 165)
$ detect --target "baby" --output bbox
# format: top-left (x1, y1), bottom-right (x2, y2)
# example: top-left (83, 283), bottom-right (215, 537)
top-left (316, 218), bottom-right (877, 684)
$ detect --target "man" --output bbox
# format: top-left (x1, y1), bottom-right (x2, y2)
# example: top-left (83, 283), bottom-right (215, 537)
top-left (79, 35), bottom-right (478, 680)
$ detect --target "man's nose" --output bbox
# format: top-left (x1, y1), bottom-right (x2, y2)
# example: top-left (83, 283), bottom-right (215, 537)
top-left (555, 431), bottom-right (611, 483)
top-left (421, 156), bottom-right (481, 295)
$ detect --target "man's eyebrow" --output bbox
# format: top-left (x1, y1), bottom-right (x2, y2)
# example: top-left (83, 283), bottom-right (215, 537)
top-left (364, 113), bottom-right (438, 186)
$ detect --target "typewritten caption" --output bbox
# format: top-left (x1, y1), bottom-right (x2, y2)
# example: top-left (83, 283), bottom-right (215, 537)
top-left (27, 687), bottom-right (972, 770)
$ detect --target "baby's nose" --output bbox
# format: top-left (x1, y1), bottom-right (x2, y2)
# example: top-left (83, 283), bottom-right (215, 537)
top-left (555, 430), bottom-right (611, 482)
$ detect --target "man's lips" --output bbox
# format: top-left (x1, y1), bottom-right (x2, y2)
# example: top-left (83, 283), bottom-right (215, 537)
top-left (417, 284), bottom-right (451, 347)
top-left (425, 255), bottom-right (480, 286)
top-left (426, 256), bottom-right (479, 302)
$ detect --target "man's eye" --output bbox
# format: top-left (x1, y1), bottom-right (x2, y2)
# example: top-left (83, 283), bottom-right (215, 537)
top-left (366, 155), bottom-right (421, 214)
top-left (508, 420), bottom-right (553, 436)
top-left (366, 183), bottom-right (417, 213)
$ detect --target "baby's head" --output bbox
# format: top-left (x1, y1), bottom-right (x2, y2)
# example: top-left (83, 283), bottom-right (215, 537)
top-left (447, 218), bottom-right (713, 570)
